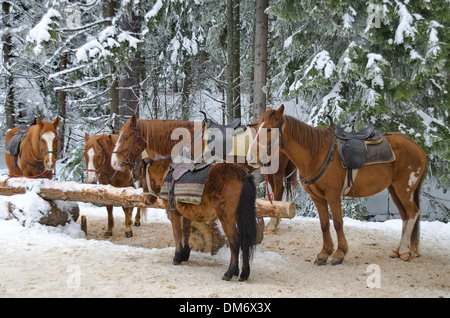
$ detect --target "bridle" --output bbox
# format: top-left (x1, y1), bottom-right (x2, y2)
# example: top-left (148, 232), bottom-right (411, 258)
top-left (112, 122), bottom-right (147, 170)
top-left (87, 142), bottom-right (117, 184)
top-left (258, 114), bottom-right (337, 199)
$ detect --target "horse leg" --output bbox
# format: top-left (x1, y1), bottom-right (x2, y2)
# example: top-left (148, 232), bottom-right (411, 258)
top-left (327, 196), bottom-right (348, 265)
top-left (169, 210), bottom-right (185, 265)
top-left (266, 176), bottom-right (283, 234)
top-left (134, 208), bottom-right (141, 227)
top-left (311, 196), bottom-right (334, 265)
top-left (180, 216), bottom-right (192, 262)
top-left (390, 182), bottom-right (421, 261)
top-left (123, 207), bottom-right (133, 238)
top-left (388, 185), bottom-right (407, 258)
top-left (219, 216), bottom-right (240, 280)
top-left (104, 205), bottom-right (114, 237)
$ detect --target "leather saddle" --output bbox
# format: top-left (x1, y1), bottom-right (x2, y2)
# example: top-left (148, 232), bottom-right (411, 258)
top-left (6, 123), bottom-right (31, 167)
top-left (334, 124), bottom-right (382, 170)
top-left (200, 111), bottom-right (244, 158)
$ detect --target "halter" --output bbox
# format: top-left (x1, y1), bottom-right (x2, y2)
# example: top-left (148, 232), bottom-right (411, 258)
top-left (113, 122), bottom-right (146, 170)
top-left (87, 141), bottom-right (117, 185)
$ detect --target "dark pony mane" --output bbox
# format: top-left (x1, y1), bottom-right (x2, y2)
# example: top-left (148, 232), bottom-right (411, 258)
top-left (137, 119), bottom-right (196, 156)
top-left (260, 110), bottom-right (332, 157)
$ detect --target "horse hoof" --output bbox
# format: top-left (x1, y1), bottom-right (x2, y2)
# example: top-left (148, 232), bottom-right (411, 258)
top-left (314, 258), bottom-right (327, 266)
top-left (104, 232), bottom-right (113, 238)
top-left (400, 252), bottom-right (410, 261)
top-left (389, 250), bottom-right (399, 258)
top-left (222, 275), bottom-right (232, 281)
top-left (134, 222), bottom-right (141, 227)
top-left (331, 257), bottom-right (343, 265)
top-left (125, 231), bottom-right (133, 238)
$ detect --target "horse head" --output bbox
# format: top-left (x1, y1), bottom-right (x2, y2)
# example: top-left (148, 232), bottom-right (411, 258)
top-left (246, 105), bottom-right (284, 173)
top-left (37, 116), bottom-right (60, 171)
top-left (84, 133), bottom-right (117, 184)
top-left (111, 114), bottom-right (146, 171)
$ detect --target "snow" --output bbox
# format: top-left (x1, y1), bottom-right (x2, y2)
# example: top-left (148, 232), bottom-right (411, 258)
top-left (1, 195), bottom-right (449, 258)
top-left (394, 3), bottom-right (417, 44)
top-left (26, 8), bottom-right (61, 55)
top-left (145, 0), bottom-right (163, 21)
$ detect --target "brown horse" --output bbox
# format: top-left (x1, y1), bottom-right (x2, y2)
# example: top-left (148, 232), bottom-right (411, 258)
top-left (110, 114), bottom-right (298, 232)
top-left (247, 105), bottom-right (428, 265)
top-left (142, 156), bottom-right (257, 281)
top-left (84, 133), bottom-right (146, 238)
top-left (5, 117), bottom-right (60, 179)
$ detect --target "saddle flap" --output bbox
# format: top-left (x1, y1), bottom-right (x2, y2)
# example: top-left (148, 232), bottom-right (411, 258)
top-left (6, 124), bottom-right (29, 156)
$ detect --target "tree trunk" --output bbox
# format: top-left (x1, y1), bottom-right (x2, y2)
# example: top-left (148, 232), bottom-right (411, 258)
top-left (57, 53), bottom-right (67, 157)
top-left (226, 0), bottom-right (241, 124)
top-left (232, 0), bottom-right (241, 120)
top-left (102, 0), bottom-right (120, 131)
top-left (119, 11), bottom-right (141, 123)
top-left (181, 59), bottom-right (191, 120)
top-left (2, 1), bottom-right (15, 129)
top-left (253, 0), bottom-right (269, 120)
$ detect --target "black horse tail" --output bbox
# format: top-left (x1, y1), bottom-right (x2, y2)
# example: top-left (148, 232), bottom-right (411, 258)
top-left (237, 173), bottom-right (257, 261)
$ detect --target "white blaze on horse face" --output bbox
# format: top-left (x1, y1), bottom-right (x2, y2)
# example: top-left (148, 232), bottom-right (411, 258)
top-left (111, 132), bottom-right (123, 171)
top-left (42, 131), bottom-right (56, 169)
top-left (86, 148), bottom-right (97, 183)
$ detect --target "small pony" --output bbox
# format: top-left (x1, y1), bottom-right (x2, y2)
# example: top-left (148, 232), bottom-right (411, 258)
top-left (84, 133), bottom-right (147, 238)
top-left (142, 157), bottom-right (257, 281)
top-left (5, 117), bottom-right (60, 179)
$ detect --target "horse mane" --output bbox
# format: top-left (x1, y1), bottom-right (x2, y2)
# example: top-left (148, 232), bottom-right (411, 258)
top-left (137, 119), bottom-right (195, 156)
top-left (259, 110), bottom-right (332, 157)
top-left (283, 115), bottom-right (332, 156)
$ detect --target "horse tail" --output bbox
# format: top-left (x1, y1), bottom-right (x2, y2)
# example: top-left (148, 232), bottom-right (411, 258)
top-left (237, 173), bottom-right (257, 261)
top-left (411, 163), bottom-right (427, 255)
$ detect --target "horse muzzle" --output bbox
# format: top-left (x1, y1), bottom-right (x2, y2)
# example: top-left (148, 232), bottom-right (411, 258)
top-left (111, 154), bottom-right (125, 171)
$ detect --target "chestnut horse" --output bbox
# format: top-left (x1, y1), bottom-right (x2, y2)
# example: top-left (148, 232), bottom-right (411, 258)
top-left (84, 133), bottom-right (146, 238)
top-left (142, 156), bottom-right (257, 281)
top-left (247, 105), bottom-right (428, 265)
top-left (110, 114), bottom-right (298, 232)
top-left (5, 117), bottom-right (60, 179)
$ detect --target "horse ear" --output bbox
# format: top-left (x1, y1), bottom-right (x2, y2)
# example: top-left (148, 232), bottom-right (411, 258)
top-left (266, 106), bottom-right (273, 111)
top-left (130, 114), bottom-right (137, 126)
top-left (36, 117), bottom-right (43, 129)
top-left (85, 132), bottom-right (89, 142)
top-left (53, 116), bottom-right (60, 128)
top-left (274, 104), bottom-right (285, 119)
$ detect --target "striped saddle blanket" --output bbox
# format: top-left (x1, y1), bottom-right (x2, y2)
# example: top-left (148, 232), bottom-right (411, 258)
top-left (159, 163), bottom-right (214, 205)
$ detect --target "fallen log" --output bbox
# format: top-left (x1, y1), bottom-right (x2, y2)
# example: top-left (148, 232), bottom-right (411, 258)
top-left (0, 176), bottom-right (296, 219)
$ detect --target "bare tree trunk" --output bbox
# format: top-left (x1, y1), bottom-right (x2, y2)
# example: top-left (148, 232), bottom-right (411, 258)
top-left (102, 0), bottom-right (120, 131)
top-left (253, 0), bottom-right (269, 120)
top-left (232, 0), bottom-right (241, 120)
top-left (57, 53), bottom-right (67, 157)
top-left (2, 1), bottom-right (15, 129)
top-left (119, 10), bottom-right (141, 123)
top-left (226, 0), bottom-right (234, 124)
top-left (181, 59), bottom-right (191, 120)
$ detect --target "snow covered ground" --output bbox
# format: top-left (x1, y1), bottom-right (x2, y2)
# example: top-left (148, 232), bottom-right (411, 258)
top-left (0, 192), bottom-right (448, 298)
